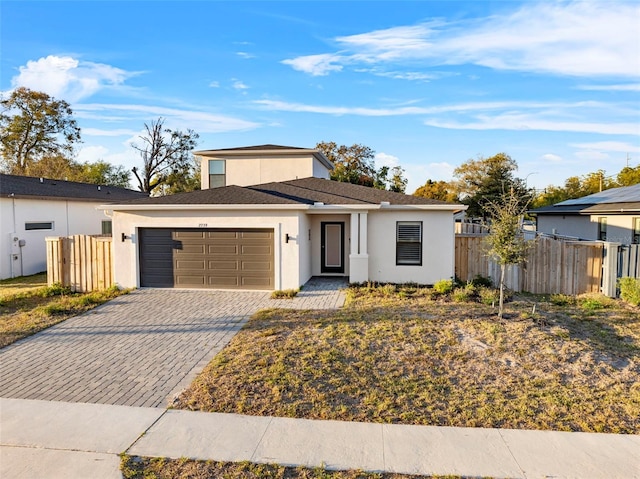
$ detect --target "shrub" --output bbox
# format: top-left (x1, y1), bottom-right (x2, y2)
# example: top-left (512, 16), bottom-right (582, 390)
top-left (478, 287), bottom-right (500, 306)
top-left (471, 275), bottom-right (493, 288)
top-left (433, 279), bottom-right (454, 295)
top-left (271, 289), bottom-right (299, 299)
top-left (618, 277), bottom-right (640, 307)
top-left (452, 283), bottom-right (476, 303)
top-left (39, 282), bottom-right (71, 298)
top-left (577, 293), bottom-right (615, 311)
top-left (550, 294), bottom-right (575, 306)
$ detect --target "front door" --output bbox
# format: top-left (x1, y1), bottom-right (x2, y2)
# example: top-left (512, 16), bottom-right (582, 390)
top-left (321, 222), bottom-right (344, 274)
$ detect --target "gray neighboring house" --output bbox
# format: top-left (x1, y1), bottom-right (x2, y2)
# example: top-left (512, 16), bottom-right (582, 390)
top-left (530, 183), bottom-right (640, 244)
top-left (0, 174), bottom-right (147, 279)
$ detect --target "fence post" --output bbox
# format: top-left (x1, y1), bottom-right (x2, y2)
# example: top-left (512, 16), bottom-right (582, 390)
top-left (601, 242), bottom-right (619, 297)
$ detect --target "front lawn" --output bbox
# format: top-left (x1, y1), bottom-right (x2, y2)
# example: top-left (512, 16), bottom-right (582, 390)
top-left (120, 456), bottom-right (462, 479)
top-left (0, 273), bottom-right (128, 348)
top-left (175, 284), bottom-right (640, 434)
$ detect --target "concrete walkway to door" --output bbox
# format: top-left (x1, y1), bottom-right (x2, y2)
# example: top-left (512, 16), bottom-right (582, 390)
top-left (0, 278), bottom-right (346, 408)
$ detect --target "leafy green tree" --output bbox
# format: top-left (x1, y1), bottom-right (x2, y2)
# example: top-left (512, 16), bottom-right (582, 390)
top-left (78, 160), bottom-right (131, 188)
top-left (484, 189), bottom-right (532, 319)
top-left (317, 141), bottom-right (377, 187)
top-left (389, 166), bottom-right (408, 193)
top-left (0, 87), bottom-right (81, 174)
top-left (413, 179), bottom-right (459, 202)
top-left (454, 153), bottom-right (530, 219)
top-left (617, 165), bottom-right (640, 186)
top-left (155, 160), bottom-right (201, 195)
top-left (316, 141), bottom-right (407, 192)
top-left (131, 117), bottom-right (199, 195)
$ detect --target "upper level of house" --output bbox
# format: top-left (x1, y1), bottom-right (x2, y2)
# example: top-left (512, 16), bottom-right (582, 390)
top-left (195, 144), bottom-right (333, 190)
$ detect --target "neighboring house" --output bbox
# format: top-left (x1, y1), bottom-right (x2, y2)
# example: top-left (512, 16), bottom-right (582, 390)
top-left (530, 183), bottom-right (640, 244)
top-left (0, 174), bottom-right (147, 279)
top-left (104, 145), bottom-right (465, 291)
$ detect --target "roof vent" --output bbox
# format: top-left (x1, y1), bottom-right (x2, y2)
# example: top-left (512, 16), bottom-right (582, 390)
top-left (39, 178), bottom-right (43, 183)
top-left (380, 201), bottom-right (390, 206)
top-left (314, 202), bottom-right (324, 206)
top-left (97, 186), bottom-right (101, 191)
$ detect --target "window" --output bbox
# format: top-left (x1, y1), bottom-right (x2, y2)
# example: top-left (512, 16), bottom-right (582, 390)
top-left (25, 222), bottom-right (53, 231)
top-left (598, 217), bottom-right (607, 241)
top-left (396, 221), bottom-right (422, 265)
top-left (633, 217), bottom-right (640, 244)
top-left (209, 160), bottom-right (226, 188)
top-left (102, 220), bottom-right (113, 235)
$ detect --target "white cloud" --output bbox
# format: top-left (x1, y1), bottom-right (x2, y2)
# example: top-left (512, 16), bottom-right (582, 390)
top-left (541, 153), bottom-right (563, 162)
top-left (424, 115), bottom-right (638, 136)
top-left (75, 103), bottom-right (260, 133)
top-left (76, 145), bottom-right (110, 163)
top-left (254, 98), bottom-right (638, 135)
top-left (576, 84), bottom-right (640, 92)
top-left (82, 128), bottom-right (139, 137)
top-left (11, 55), bottom-right (137, 102)
top-left (231, 79), bottom-right (249, 90)
top-left (404, 162), bottom-right (456, 193)
top-left (209, 81), bottom-right (220, 88)
top-left (236, 52), bottom-right (255, 59)
top-left (281, 53), bottom-right (344, 76)
top-left (570, 141), bottom-right (640, 153)
top-left (282, 2), bottom-right (640, 78)
top-left (574, 150), bottom-right (610, 161)
top-left (374, 152), bottom-right (400, 168)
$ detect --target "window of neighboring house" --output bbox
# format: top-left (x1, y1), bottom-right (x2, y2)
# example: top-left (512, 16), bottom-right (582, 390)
top-left (396, 221), bottom-right (422, 265)
top-left (102, 220), bottom-right (113, 235)
top-left (209, 160), bottom-right (226, 188)
top-left (25, 222), bottom-right (53, 231)
top-left (633, 217), bottom-right (640, 244)
top-left (598, 217), bottom-right (607, 241)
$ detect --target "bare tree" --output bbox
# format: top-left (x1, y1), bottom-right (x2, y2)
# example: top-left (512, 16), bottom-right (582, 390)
top-left (131, 118), bottom-right (199, 195)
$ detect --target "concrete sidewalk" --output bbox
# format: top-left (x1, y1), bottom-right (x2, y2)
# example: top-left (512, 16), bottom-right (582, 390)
top-left (1, 398), bottom-right (638, 479)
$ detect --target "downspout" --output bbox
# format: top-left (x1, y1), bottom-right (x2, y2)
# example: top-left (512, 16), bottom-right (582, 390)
top-left (11, 195), bottom-right (16, 278)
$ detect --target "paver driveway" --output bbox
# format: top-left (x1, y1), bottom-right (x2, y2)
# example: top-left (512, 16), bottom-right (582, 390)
top-left (0, 279), bottom-right (346, 408)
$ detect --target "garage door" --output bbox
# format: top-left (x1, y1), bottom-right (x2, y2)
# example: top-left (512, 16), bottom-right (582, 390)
top-left (139, 228), bottom-right (274, 289)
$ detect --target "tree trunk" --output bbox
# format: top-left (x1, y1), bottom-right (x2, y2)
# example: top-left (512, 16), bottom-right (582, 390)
top-left (498, 264), bottom-right (506, 319)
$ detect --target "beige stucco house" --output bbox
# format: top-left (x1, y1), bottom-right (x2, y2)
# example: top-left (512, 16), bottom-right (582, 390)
top-left (104, 145), bottom-right (465, 291)
top-left (531, 183), bottom-right (640, 244)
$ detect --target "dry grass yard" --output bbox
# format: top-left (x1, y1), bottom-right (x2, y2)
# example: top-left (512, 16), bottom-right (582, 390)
top-left (175, 283), bottom-right (640, 434)
top-left (0, 273), bottom-right (127, 348)
top-left (120, 456), bottom-right (464, 479)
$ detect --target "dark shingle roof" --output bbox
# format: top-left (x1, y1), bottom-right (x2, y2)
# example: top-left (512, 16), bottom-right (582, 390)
top-left (115, 177), bottom-right (452, 207)
top-left (0, 174), bottom-right (148, 202)
top-left (199, 144), bottom-right (306, 152)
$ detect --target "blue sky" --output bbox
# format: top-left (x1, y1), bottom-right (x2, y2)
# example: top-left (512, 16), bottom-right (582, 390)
top-left (2, 1), bottom-right (639, 193)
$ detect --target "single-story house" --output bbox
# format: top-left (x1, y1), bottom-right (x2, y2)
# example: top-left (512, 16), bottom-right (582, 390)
top-left (103, 145), bottom-right (466, 290)
top-left (530, 183), bottom-right (640, 244)
top-left (0, 174), bottom-right (147, 279)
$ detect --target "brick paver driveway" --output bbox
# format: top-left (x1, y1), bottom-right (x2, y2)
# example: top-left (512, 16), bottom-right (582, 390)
top-left (0, 279), bottom-right (346, 408)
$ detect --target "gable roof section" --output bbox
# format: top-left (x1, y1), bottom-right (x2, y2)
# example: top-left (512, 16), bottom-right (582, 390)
top-left (530, 183), bottom-right (640, 215)
top-left (193, 144), bottom-right (333, 170)
top-left (0, 174), bottom-right (148, 202)
top-left (110, 177), bottom-right (458, 208)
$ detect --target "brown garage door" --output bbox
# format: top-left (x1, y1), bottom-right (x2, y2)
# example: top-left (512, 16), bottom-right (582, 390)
top-left (139, 228), bottom-right (274, 289)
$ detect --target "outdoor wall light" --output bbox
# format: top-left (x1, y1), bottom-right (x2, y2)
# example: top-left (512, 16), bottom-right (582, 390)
top-left (285, 233), bottom-right (290, 243)
top-left (121, 233), bottom-right (131, 242)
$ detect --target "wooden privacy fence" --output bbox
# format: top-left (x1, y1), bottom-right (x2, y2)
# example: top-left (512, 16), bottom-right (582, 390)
top-left (46, 235), bottom-right (114, 292)
top-left (455, 235), bottom-right (604, 295)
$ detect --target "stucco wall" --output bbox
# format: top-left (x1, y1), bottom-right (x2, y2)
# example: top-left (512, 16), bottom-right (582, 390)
top-left (368, 210), bottom-right (455, 285)
top-left (537, 215), bottom-right (595, 239)
top-left (200, 154), bottom-right (329, 189)
top-left (537, 214), bottom-right (638, 243)
top-left (111, 209), bottom-right (305, 290)
top-left (1, 197), bottom-right (109, 279)
top-left (297, 214), bottom-right (313, 286)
